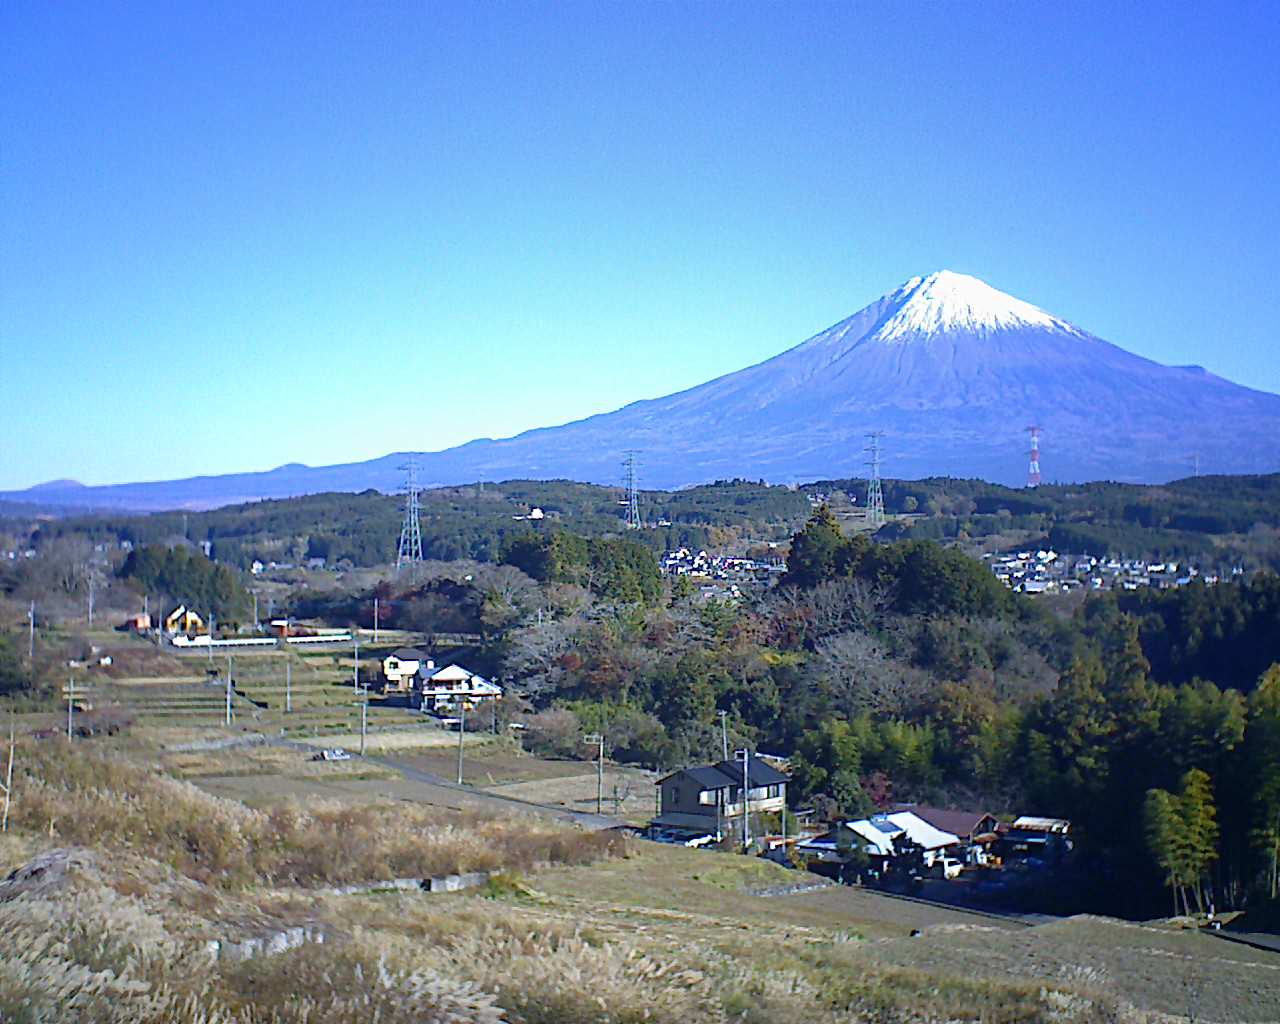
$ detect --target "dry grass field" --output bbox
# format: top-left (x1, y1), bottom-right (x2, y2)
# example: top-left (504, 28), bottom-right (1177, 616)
top-left (3, 718), bottom-right (1278, 1023)
top-left (10, 549), bottom-right (1276, 1023)
top-left (489, 768), bottom-right (658, 823)
top-left (299, 726), bottom-right (476, 752)
top-left (397, 744), bottom-right (597, 785)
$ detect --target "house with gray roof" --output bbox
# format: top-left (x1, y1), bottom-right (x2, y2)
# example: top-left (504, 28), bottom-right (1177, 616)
top-left (651, 754), bottom-right (787, 838)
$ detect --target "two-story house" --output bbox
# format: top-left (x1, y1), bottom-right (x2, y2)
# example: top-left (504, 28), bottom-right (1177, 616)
top-left (418, 663), bottom-right (502, 712)
top-left (652, 754), bottom-right (788, 840)
top-left (382, 648), bottom-right (432, 693)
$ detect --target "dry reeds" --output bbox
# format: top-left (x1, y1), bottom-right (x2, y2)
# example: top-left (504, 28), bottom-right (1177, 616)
top-left (9, 740), bottom-right (623, 888)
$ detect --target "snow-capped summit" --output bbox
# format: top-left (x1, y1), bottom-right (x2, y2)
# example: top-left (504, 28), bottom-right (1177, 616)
top-left (871, 270), bottom-right (1083, 342)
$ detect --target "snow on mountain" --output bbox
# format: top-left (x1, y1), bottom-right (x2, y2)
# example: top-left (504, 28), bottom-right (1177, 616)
top-left (869, 270), bottom-right (1084, 342)
top-left (6, 271), bottom-right (1280, 509)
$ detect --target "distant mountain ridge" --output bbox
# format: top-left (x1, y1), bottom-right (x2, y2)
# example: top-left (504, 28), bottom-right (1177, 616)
top-left (8, 270), bottom-right (1280, 511)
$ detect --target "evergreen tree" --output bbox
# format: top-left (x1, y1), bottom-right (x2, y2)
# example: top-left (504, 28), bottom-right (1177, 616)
top-left (782, 506), bottom-right (846, 588)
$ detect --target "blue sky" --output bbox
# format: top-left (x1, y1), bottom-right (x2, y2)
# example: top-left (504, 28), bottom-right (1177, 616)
top-left (3, 1), bottom-right (1278, 489)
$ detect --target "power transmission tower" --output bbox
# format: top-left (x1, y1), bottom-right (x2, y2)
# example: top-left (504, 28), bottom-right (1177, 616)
top-left (622, 451), bottom-right (642, 530)
top-left (864, 432), bottom-right (885, 528)
top-left (396, 456), bottom-right (424, 571)
top-left (1188, 452), bottom-right (1201, 478)
top-left (1026, 425), bottom-right (1043, 488)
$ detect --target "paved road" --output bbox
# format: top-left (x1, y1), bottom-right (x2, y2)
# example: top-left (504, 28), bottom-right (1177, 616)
top-left (361, 753), bottom-right (626, 831)
top-left (1211, 929), bottom-right (1280, 955)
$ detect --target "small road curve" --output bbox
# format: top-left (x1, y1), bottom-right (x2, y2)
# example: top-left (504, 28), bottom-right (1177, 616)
top-left (271, 737), bottom-right (627, 831)
top-left (1208, 930), bottom-right (1280, 956)
top-left (364, 753), bottom-right (626, 830)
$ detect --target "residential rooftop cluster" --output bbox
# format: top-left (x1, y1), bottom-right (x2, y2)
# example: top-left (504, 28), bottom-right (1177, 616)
top-left (983, 549), bottom-right (1240, 595)
top-left (648, 754), bottom-right (1071, 893)
top-left (661, 547), bottom-right (785, 583)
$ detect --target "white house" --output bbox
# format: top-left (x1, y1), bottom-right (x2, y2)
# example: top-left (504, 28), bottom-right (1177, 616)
top-left (835, 811), bottom-right (961, 867)
top-left (419, 663), bottom-right (502, 712)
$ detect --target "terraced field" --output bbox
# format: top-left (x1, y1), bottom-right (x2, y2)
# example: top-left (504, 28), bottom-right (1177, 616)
top-left (95, 646), bottom-right (439, 743)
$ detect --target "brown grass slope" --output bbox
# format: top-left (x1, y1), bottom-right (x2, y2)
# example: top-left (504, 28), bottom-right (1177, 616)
top-left (3, 737), bottom-right (1277, 1023)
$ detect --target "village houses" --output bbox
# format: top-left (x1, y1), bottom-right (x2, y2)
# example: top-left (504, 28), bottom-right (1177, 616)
top-left (380, 648), bottom-right (502, 712)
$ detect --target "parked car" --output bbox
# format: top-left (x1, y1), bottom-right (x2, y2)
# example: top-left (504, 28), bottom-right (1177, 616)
top-left (932, 855), bottom-right (964, 879)
top-left (683, 833), bottom-right (719, 848)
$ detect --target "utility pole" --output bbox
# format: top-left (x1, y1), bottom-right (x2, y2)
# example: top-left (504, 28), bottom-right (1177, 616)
top-left (224, 653), bottom-right (234, 727)
top-left (735, 748), bottom-right (751, 849)
top-left (87, 573), bottom-right (94, 626)
top-left (718, 710), bottom-right (729, 761)
top-left (285, 658), bottom-right (292, 713)
top-left (352, 636), bottom-right (360, 692)
top-left (455, 702), bottom-right (467, 785)
top-left (359, 685), bottom-right (369, 756)
top-left (27, 602), bottom-right (34, 662)
top-left (207, 613), bottom-right (215, 664)
top-left (373, 596), bottom-right (379, 643)
top-left (1, 715), bottom-right (15, 832)
top-left (252, 592), bottom-right (259, 631)
top-left (64, 679), bottom-right (89, 740)
top-left (584, 733), bottom-right (604, 815)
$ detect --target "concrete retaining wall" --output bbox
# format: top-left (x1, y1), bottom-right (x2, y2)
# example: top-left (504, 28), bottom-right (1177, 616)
top-left (209, 871), bottom-right (491, 962)
top-left (207, 924), bottom-right (327, 963)
top-left (322, 870), bottom-right (491, 898)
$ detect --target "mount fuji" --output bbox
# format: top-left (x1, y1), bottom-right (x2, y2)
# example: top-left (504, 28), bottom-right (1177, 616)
top-left (9, 270), bottom-right (1280, 510)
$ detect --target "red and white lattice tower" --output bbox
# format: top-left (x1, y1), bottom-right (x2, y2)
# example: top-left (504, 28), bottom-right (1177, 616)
top-left (1026, 426), bottom-right (1042, 488)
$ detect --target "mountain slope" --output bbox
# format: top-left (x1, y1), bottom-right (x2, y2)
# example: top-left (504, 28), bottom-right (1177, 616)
top-left (8, 271), bottom-right (1280, 509)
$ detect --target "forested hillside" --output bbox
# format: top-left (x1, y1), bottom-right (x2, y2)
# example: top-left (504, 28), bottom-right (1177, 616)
top-left (11, 473), bottom-right (1279, 573)
top-left (870, 473), bottom-right (1280, 568)
top-left (18, 479), bottom-right (811, 569)
top-left (288, 503), bottom-right (1280, 918)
